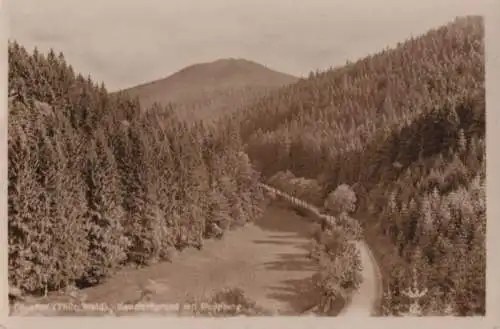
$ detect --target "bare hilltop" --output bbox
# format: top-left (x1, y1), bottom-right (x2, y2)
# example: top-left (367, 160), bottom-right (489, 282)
top-left (118, 58), bottom-right (299, 121)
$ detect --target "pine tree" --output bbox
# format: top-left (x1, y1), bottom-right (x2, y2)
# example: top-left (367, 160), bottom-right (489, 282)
top-left (82, 129), bottom-right (130, 283)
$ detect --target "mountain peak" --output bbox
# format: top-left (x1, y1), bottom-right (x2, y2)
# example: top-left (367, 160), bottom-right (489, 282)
top-left (118, 58), bottom-right (298, 120)
top-left (171, 58), bottom-right (282, 81)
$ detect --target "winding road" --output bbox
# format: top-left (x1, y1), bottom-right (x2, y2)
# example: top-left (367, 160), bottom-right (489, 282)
top-left (337, 241), bottom-right (381, 317)
top-left (259, 183), bottom-right (382, 317)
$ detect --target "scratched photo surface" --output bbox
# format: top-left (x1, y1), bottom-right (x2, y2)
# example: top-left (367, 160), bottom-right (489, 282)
top-left (6, 0), bottom-right (487, 317)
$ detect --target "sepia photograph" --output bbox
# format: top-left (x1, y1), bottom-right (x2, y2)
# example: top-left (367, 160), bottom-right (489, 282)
top-left (1, 0), bottom-right (499, 327)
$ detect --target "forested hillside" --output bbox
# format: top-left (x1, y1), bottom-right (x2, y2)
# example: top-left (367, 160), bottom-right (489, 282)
top-left (236, 15), bottom-right (485, 316)
top-left (8, 42), bottom-right (265, 295)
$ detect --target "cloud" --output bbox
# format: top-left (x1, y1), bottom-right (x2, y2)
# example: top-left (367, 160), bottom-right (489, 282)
top-left (8, 0), bottom-right (491, 91)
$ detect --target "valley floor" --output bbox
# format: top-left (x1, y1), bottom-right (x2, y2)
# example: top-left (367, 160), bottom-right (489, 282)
top-left (85, 204), bottom-right (320, 315)
top-left (10, 204), bottom-right (381, 317)
top-left (12, 204), bottom-right (319, 316)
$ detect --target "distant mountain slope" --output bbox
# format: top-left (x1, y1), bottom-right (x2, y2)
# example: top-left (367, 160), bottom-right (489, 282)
top-left (118, 58), bottom-right (299, 121)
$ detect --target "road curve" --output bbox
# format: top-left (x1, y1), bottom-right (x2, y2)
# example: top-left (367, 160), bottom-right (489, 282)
top-left (259, 183), bottom-right (383, 316)
top-left (337, 240), bottom-right (382, 317)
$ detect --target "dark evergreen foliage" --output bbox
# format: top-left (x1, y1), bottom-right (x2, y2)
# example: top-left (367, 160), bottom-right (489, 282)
top-left (8, 41), bottom-right (263, 294)
top-left (235, 16), bottom-right (485, 315)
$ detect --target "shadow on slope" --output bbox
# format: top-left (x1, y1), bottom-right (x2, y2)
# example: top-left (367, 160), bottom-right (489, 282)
top-left (11, 202), bottom-right (321, 316)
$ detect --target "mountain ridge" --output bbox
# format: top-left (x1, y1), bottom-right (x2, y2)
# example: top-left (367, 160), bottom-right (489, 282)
top-left (124, 58), bottom-right (297, 89)
top-left (116, 58), bottom-right (299, 121)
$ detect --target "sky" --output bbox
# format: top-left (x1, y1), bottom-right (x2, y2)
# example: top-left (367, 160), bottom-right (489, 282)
top-left (7, 0), bottom-right (492, 91)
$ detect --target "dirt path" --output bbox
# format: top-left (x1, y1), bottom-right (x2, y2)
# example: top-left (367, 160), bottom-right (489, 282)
top-left (11, 204), bottom-right (321, 316)
top-left (337, 240), bottom-right (381, 317)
